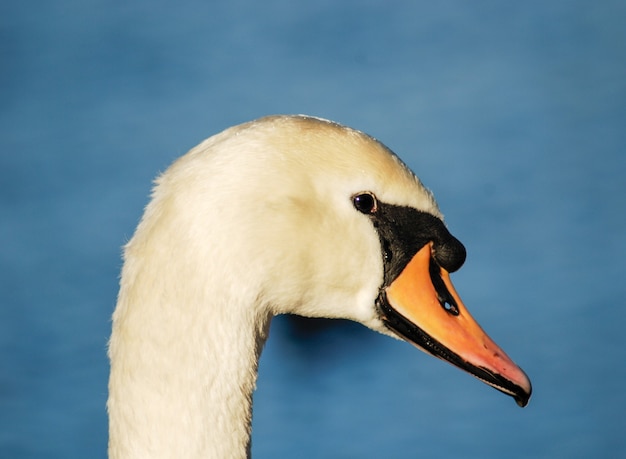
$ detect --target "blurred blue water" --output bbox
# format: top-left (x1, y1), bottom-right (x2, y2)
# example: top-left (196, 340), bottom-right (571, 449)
top-left (1, 1), bottom-right (625, 458)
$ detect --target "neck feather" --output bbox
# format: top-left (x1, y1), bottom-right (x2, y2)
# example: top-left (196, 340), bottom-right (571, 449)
top-left (108, 242), bottom-right (271, 459)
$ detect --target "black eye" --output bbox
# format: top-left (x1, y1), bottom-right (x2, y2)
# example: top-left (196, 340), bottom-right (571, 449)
top-left (352, 192), bottom-right (377, 214)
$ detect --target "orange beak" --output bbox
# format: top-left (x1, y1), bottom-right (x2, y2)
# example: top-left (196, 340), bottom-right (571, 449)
top-left (378, 243), bottom-right (532, 406)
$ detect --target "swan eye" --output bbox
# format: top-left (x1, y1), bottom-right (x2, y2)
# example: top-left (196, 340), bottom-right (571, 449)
top-left (352, 192), bottom-right (377, 214)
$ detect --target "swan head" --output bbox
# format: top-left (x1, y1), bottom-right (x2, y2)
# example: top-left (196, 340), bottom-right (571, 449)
top-left (137, 114), bottom-right (531, 407)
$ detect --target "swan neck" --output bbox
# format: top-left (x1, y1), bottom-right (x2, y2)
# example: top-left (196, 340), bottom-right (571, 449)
top-left (108, 262), bottom-right (272, 458)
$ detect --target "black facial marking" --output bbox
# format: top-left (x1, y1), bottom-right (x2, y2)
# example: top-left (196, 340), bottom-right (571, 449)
top-left (381, 238), bottom-right (393, 262)
top-left (363, 199), bottom-right (466, 286)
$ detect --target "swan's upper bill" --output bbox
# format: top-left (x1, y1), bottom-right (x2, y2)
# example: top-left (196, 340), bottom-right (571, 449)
top-left (108, 115), bottom-right (531, 458)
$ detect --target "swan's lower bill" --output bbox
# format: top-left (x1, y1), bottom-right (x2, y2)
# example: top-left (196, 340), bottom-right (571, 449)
top-left (377, 243), bottom-right (532, 407)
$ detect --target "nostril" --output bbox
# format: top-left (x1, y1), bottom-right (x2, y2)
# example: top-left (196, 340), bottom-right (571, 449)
top-left (442, 299), bottom-right (459, 315)
top-left (429, 258), bottom-right (460, 316)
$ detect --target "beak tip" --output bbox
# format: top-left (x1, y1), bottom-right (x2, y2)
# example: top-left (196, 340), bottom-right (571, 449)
top-left (513, 374), bottom-right (532, 408)
top-left (515, 393), bottom-right (530, 408)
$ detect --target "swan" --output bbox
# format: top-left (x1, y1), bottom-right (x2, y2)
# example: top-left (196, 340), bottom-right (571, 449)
top-left (107, 115), bottom-right (531, 458)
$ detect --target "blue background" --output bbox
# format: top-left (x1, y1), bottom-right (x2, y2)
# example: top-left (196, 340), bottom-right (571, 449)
top-left (2, 1), bottom-right (625, 457)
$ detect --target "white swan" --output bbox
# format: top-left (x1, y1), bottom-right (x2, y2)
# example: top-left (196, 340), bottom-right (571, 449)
top-left (107, 115), bottom-right (531, 458)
